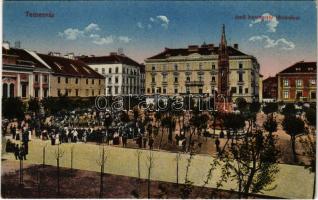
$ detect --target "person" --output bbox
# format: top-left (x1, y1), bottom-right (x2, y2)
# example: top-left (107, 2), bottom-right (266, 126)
top-left (148, 136), bottom-right (154, 149)
top-left (143, 136), bottom-right (147, 148)
top-left (215, 138), bottom-right (220, 153)
top-left (182, 139), bottom-right (186, 152)
top-left (14, 144), bottom-right (19, 160)
top-left (19, 145), bottom-right (27, 160)
top-left (122, 134), bottom-right (127, 147)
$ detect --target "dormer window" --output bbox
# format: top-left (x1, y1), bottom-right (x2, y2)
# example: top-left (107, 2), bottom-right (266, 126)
top-left (296, 67), bottom-right (301, 71)
top-left (174, 64), bottom-right (178, 71)
top-left (212, 64), bottom-right (215, 70)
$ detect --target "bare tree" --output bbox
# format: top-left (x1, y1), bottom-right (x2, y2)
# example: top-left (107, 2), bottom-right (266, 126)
top-left (96, 146), bottom-right (107, 198)
top-left (146, 151), bottom-right (154, 199)
top-left (54, 144), bottom-right (65, 196)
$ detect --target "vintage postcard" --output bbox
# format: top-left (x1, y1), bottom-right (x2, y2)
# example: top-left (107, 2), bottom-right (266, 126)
top-left (1, 1), bottom-right (317, 199)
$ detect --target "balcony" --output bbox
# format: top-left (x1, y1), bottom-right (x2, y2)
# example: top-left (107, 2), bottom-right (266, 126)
top-left (210, 69), bottom-right (218, 75)
top-left (185, 81), bottom-right (204, 87)
top-left (185, 71), bottom-right (192, 76)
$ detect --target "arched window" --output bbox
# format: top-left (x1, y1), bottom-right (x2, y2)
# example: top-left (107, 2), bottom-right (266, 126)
top-left (3, 83), bottom-right (8, 98)
top-left (9, 83), bottom-right (15, 97)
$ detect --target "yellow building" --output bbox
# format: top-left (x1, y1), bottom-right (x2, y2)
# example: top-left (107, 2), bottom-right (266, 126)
top-left (145, 26), bottom-right (260, 102)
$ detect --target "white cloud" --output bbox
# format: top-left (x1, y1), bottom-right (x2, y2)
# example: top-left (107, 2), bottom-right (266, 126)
top-left (249, 13), bottom-right (279, 32)
top-left (156, 15), bottom-right (169, 29)
top-left (149, 17), bottom-right (155, 22)
top-left (92, 35), bottom-right (114, 45)
top-left (137, 22), bottom-right (144, 29)
top-left (58, 28), bottom-right (84, 40)
top-left (84, 23), bottom-right (100, 32)
top-left (249, 35), bottom-right (295, 50)
top-left (118, 36), bottom-right (132, 43)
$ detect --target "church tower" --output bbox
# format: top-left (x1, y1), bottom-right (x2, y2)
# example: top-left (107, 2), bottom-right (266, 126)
top-left (218, 24), bottom-right (230, 98)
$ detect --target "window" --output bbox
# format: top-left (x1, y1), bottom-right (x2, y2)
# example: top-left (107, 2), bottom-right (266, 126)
top-left (75, 89), bottom-right (79, 96)
top-left (296, 91), bottom-right (302, 99)
top-left (158, 87), bottom-right (161, 93)
top-left (239, 63), bottom-right (243, 69)
top-left (311, 91), bottom-right (316, 99)
top-left (75, 78), bottom-right (78, 84)
top-left (199, 63), bottom-right (202, 70)
top-left (199, 88), bottom-right (203, 94)
top-left (86, 89), bottom-right (89, 96)
top-left (35, 88), bottom-right (39, 98)
top-left (92, 90), bottom-right (94, 96)
top-left (43, 75), bottom-right (48, 83)
top-left (296, 80), bottom-right (302, 87)
top-left (174, 88), bottom-right (178, 93)
top-left (186, 63), bottom-right (190, 71)
top-left (245, 88), bottom-right (248, 94)
top-left (239, 86), bottom-right (243, 94)
top-left (147, 88), bottom-right (150, 93)
top-left (163, 88), bottom-right (166, 94)
top-left (174, 77), bottom-right (178, 83)
top-left (22, 85), bottom-right (27, 98)
top-left (231, 87), bottom-right (237, 94)
top-left (152, 76), bottom-right (155, 83)
top-left (115, 76), bottom-right (119, 83)
top-left (44, 89), bottom-right (48, 97)
top-left (108, 86), bottom-right (112, 95)
top-left (58, 77), bottom-right (61, 83)
top-left (239, 73), bottom-right (243, 82)
top-left (115, 67), bottom-right (119, 73)
top-left (86, 79), bottom-right (88, 84)
top-left (99, 79), bottom-right (101, 85)
top-left (310, 79), bottom-right (316, 85)
top-left (108, 77), bottom-right (112, 84)
top-left (174, 64), bottom-right (178, 71)
top-left (283, 79), bottom-right (289, 87)
top-left (186, 87), bottom-right (190, 94)
top-left (92, 79), bottom-right (94, 84)
top-left (186, 76), bottom-right (190, 82)
top-left (152, 88), bottom-right (155, 93)
top-left (65, 89), bottom-right (68, 96)
top-left (102, 68), bottom-right (105, 75)
top-left (198, 75), bottom-right (203, 82)
top-left (163, 74), bottom-right (167, 82)
top-left (152, 65), bottom-right (155, 71)
top-left (212, 64), bottom-right (215, 70)
top-left (283, 91), bottom-right (289, 99)
top-left (212, 76), bottom-right (215, 82)
top-left (108, 68), bottom-right (112, 73)
top-left (57, 89), bottom-right (61, 96)
top-left (34, 74), bottom-right (39, 83)
top-left (65, 77), bottom-right (68, 84)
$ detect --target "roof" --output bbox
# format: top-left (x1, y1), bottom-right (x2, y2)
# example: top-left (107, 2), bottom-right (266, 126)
top-left (3, 47), bottom-right (47, 69)
top-left (37, 53), bottom-right (105, 78)
top-left (78, 54), bottom-right (141, 68)
top-left (146, 45), bottom-right (248, 60)
top-left (278, 61), bottom-right (317, 74)
top-left (263, 76), bottom-right (277, 83)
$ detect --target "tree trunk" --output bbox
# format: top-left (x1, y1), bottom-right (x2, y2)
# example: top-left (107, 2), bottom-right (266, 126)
top-left (57, 158), bottom-right (60, 196)
top-left (147, 167), bottom-right (151, 199)
top-left (42, 147), bottom-right (46, 168)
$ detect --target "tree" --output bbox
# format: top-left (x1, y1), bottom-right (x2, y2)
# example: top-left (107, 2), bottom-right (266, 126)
top-left (305, 108), bottom-right (316, 128)
top-left (217, 130), bottom-right (280, 198)
top-left (282, 115), bottom-right (305, 163)
top-left (262, 102), bottom-right (278, 117)
top-left (54, 144), bottom-right (65, 196)
top-left (96, 146), bottom-right (107, 198)
top-left (263, 116), bottom-right (277, 137)
top-left (146, 151), bottom-right (154, 199)
top-left (28, 97), bottom-right (40, 114)
top-left (2, 97), bottom-right (25, 121)
top-left (282, 103), bottom-right (297, 116)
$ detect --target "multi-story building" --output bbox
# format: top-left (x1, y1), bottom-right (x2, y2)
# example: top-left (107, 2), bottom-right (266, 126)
top-left (144, 25), bottom-right (260, 102)
top-left (78, 53), bottom-right (143, 96)
top-left (37, 53), bottom-right (105, 97)
top-left (140, 64), bottom-right (146, 94)
top-left (277, 61), bottom-right (316, 102)
top-left (2, 43), bottom-right (52, 99)
top-left (262, 76), bottom-right (278, 102)
top-left (2, 43), bottom-right (105, 99)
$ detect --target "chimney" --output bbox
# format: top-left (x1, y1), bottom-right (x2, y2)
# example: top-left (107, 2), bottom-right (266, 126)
top-left (110, 52), bottom-right (118, 56)
top-left (3, 41), bottom-right (10, 49)
top-left (233, 43), bottom-right (239, 49)
top-left (48, 52), bottom-right (61, 57)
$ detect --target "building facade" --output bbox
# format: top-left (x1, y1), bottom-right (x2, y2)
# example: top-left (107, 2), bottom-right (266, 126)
top-left (277, 61), bottom-right (316, 102)
top-left (2, 44), bottom-right (52, 99)
top-left (262, 76), bottom-right (278, 102)
top-left (144, 25), bottom-right (260, 102)
top-left (78, 53), bottom-right (143, 96)
top-left (2, 43), bottom-right (105, 99)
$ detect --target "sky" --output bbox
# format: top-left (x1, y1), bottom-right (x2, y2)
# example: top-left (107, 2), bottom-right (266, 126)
top-left (3, 1), bottom-right (317, 78)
